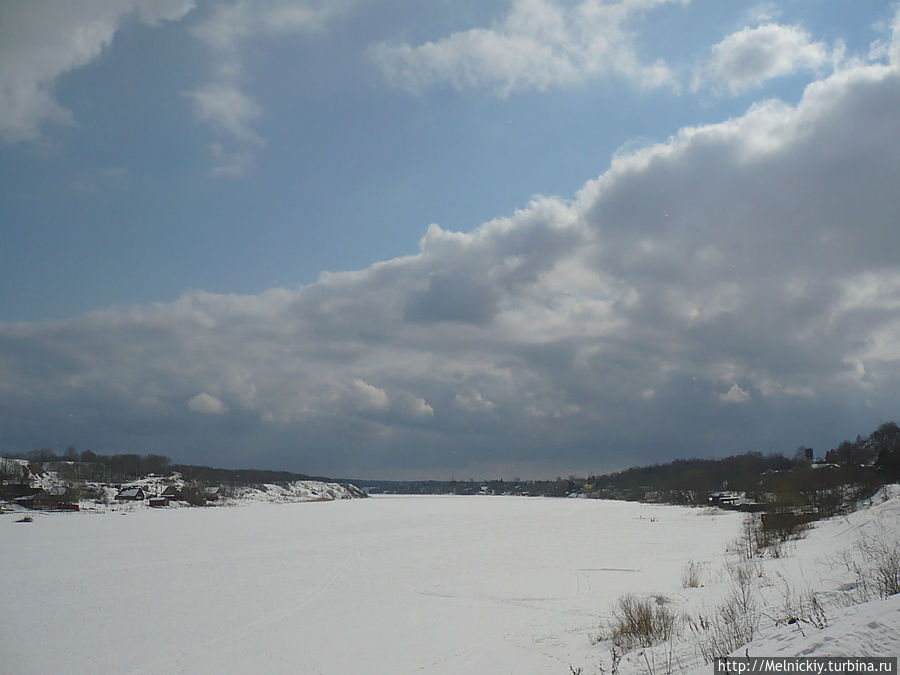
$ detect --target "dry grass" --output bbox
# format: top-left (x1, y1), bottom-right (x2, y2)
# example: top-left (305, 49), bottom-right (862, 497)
top-left (681, 560), bottom-right (703, 588)
top-left (842, 526), bottom-right (900, 602)
top-left (603, 594), bottom-right (677, 651)
top-left (688, 563), bottom-right (759, 662)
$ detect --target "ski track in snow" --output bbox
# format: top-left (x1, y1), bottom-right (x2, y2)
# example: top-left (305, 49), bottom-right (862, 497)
top-left (128, 548), bottom-right (362, 674)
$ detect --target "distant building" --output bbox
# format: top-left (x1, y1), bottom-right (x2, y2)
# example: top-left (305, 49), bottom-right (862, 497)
top-left (708, 491), bottom-right (739, 506)
top-left (115, 487), bottom-right (145, 501)
top-left (161, 485), bottom-right (181, 500)
top-left (13, 488), bottom-right (79, 511)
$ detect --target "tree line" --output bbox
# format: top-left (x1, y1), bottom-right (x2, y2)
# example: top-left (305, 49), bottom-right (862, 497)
top-left (1, 446), bottom-right (325, 487)
top-left (584, 421), bottom-right (900, 514)
top-left (4, 420), bottom-right (900, 501)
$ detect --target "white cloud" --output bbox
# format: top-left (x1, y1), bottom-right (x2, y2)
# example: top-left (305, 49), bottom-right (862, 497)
top-left (869, 6), bottom-right (900, 66)
top-left (186, 83), bottom-right (264, 145)
top-left (454, 391), bottom-right (496, 413)
top-left (187, 0), bottom-right (347, 175)
top-left (745, 2), bottom-right (780, 24)
top-left (720, 384), bottom-right (750, 404)
top-left (394, 393), bottom-right (435, 420)
top-left (192, 0), bottom-right (333, 53)
top-left (208, 143), bottom-right (256, 178)
top-left (2, 59), bottom-right (900, 476)
top-left (0, 0), bottom-right (194, 144)
top-left (187, 392), bottom-right (227, 414)
top-left (369, 0), bottom-right (682, 97)
top-left (349, 379), bottom-right (390, 412)
top-left (892, 5), bottom-right (900, 66)
top-left (694, 23), bottom-right (834, 94)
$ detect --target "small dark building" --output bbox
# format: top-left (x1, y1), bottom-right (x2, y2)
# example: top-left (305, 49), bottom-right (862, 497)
top-left (115, 487), bottom-right (145, 501)
top-left (0, 483), bottom-right (41, 501)
top-left (148, 496), bottom-right (168, 508)
top-left (161, 485), bottom-right (181, 500)
top-left (14, 488), bottom-right (79, 511)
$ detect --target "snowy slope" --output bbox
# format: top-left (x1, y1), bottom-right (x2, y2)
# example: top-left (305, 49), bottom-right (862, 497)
top-left (742, 594), bottom-right (899, 658)
top-left (231, 480), bottom-right (363, 503)
top-left (70, 477), bottom-right (364, 512)
top-left (613, 488), bottom-right (900, 675)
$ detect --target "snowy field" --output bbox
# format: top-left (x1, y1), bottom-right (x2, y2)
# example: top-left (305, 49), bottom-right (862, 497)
top-left (2, 495), bottom-right (897, 674)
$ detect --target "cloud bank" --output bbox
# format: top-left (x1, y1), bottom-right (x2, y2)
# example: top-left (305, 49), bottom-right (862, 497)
top-left (2, 56), bottom-right (900, 478)
top-left (369, 0), bottom-right (682, 97)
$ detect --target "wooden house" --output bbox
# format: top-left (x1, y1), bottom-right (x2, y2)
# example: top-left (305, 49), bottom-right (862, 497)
top-left (115, 487), bottom-right (145, 501)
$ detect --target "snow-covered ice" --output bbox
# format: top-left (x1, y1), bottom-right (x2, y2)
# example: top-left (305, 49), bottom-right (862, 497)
top-left (1, 494), bottom-right (897, 674)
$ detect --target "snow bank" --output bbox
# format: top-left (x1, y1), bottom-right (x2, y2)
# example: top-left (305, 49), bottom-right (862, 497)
top-left (231, 480), bottom-right (362, 503)
top-left (615, 487), bottom-right (900, 675)
top-left (70, 477), bottom-right (364, 513)
top-left (0, 457), bottom-right (29, 479)
top-left (743, 594), bottom-right (900, 658)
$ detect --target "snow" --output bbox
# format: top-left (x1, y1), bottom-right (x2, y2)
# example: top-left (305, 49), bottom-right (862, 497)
top-left (1, 493), bottom-right (898, 674)
top-left (0, 457), bottom-right (29, 479)
top-left (742, 594), bottom-right (900, 658)
top-left (0, 457), bottom-right (62, 490)
top-left (229, 480), bottom-right (362, 503)
top-left (78, 477), bottom-right (361, 512)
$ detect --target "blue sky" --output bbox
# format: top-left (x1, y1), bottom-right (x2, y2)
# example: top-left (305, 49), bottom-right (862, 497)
top-left (2, 1), bottom-right (900, 478)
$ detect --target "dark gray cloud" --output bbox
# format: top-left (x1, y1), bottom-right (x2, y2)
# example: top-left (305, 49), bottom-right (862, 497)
top-left (404, 275), bottom-right (498, 325)
top-left (2, 61), bottom-right (900, 478)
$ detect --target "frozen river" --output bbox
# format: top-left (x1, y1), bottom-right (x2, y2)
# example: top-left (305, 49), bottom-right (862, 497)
top-left (1, 496), bottom-right (743, 674)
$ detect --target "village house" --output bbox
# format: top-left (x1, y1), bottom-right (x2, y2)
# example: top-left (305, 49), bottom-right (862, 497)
top-left (115, 486), bottom-right (145, 501)
top-left (13, 486), bottom-right (79, 511)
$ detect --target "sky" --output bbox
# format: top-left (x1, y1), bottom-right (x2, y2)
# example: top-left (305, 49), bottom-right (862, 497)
top-left (1, 0), bottom-right (900, 479)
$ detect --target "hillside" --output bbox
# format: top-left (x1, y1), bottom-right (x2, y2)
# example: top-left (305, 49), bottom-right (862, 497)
top-left (0, 456), bottom-right (366, 512)
top-left (599, 486), bottom-right (900, 674)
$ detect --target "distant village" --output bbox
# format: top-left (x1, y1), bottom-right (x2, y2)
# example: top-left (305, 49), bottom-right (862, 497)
top-left (0, 455), bottom-right (366, 514)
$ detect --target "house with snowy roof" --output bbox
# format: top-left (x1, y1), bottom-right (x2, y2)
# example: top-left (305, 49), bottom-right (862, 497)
top-left (115, 486), bottom-right (145, 501)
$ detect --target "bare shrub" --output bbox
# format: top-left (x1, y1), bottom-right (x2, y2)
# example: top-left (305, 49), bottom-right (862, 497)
top-left (729, 516), bottom-right (763, 560)
top-left (604, 593), bottom-right (677, 651)
top-left (608, 645), bottom-right (622, 675)
top-left (689, 564), bottom-right (759, 662)
top-left (760, 512), bottom-right (813, 544)
top-left (592, 645), bottom-right (623, 675)
top-left (767, 574), bottom-right (828, 631)
top-left (730, 513), bottom-right (806, 560)
top-left (639, 639), bottom-right (680, 675)
top-left (844, 527), bottom-right (900, 601)
top-left (728, 514), bottom-right (802, 560)
top-left (681, 560), bottom-right (703, 588)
